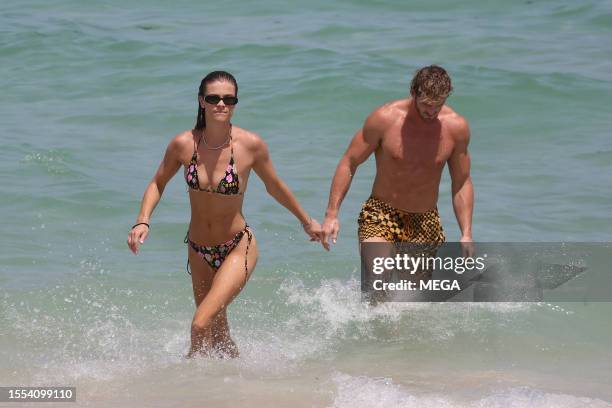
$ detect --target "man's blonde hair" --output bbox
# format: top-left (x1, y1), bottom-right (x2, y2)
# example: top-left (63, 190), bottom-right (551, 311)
top-left (410, 65), bottom-right (452, 101)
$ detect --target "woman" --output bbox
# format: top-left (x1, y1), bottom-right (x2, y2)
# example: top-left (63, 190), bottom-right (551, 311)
top-left (127, 71), bottom-right (321, 358)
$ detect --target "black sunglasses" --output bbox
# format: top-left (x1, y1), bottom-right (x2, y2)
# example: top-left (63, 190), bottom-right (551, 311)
top-left (204, 94), bottom-right (239, 106)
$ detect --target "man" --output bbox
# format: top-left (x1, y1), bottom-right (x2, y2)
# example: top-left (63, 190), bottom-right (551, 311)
top-left (321, 65), bottom-right (473, 257)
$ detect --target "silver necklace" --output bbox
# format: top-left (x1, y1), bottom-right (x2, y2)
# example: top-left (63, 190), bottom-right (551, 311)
top-left (201, 126), bottom-right (231, 150)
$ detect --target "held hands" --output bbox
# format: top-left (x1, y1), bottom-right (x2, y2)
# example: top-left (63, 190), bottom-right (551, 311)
top-left (302, 217), bottom-right (323, 243)
top-left (127, 222), bottom-right (150, 254)
top-left (321, 215), bottom-right (340, 251)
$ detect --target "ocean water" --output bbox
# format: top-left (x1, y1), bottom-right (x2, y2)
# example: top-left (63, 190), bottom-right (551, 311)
top-left (1, 0), bottom-right (612, 406)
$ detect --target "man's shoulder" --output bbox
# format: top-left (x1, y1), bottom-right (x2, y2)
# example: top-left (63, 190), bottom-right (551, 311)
top-left (366, 99), bottom-right (408, 130)
top-left (441, 107), bottom-right (470, 141)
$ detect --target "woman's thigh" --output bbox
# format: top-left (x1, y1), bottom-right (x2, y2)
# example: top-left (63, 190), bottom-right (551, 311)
top-left (188, 246), bottom-right (216, 307)
top-left (193, 233), bottom-right (258, 322)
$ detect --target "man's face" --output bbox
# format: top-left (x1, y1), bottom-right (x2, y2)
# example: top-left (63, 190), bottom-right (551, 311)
top-left (414, 94), bottom-right (446, 122)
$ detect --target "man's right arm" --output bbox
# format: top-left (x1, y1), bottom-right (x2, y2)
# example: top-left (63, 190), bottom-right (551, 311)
top-left (321, 112), bottom-right (384, 250)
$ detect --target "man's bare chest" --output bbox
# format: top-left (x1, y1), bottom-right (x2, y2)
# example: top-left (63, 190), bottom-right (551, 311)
top-left (380, 129), bottom-right (454, 171)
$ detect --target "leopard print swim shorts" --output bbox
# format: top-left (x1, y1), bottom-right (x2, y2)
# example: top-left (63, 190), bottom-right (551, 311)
top-left (358, 196), bottom-right (445, 244)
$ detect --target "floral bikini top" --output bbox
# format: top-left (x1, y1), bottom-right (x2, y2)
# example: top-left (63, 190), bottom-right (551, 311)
top-left (185, 132), bottom-right (241, 195)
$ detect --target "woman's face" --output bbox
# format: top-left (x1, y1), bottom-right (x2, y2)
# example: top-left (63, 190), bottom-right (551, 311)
top-left (199, 80), bottom-right (237, 123)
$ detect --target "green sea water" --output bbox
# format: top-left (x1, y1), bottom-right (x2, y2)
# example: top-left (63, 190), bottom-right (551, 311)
top-left (1, 1), bottom-right (612, 406)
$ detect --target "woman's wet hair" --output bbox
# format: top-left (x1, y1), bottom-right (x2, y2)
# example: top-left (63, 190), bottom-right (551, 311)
top-left (195, 71), bottom-right (238, 129)
top-left (410, 65), bottom-right (452, 102)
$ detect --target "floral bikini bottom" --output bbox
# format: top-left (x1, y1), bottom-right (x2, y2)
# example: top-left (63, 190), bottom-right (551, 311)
top-left (184, 225), bottom-right (253, 280)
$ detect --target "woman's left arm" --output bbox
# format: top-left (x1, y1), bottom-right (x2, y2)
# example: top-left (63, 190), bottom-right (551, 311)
top-left (251, 136), bottom-right (321, 240)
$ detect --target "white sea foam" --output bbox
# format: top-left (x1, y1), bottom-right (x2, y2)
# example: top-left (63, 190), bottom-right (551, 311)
top-left (278, 276), bottom-right (533, 344)
top-left (330, 372), bottom-right (612, 408)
